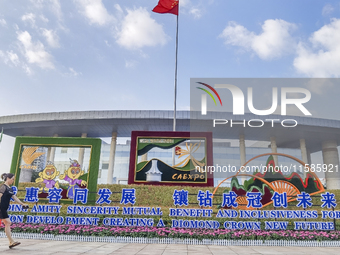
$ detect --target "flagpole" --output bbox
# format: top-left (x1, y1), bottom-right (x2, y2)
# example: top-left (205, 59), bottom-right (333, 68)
top-left (172, 7), bottom-right (179, 166)
top-left (173, 11), bottom-right (179, 132)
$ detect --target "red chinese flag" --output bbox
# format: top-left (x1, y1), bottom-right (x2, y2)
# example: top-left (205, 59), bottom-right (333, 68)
top-left (152, 0), bottom-right (179, 15)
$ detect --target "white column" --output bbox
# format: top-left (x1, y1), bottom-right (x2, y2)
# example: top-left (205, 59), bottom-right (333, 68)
top-left (270, 137), bottom-right (278, 166)
top-left (47, 148), bottom-right (51, 161)
top-left (300, 139), bottom-right (308, 178)
top-left (49, 134), bottom-right (58, 162)
top-left (239, 135), bottom-right (246, 165)
top-left (322, 140), bottom-right (340, 189)
top-left (239, 135), bottom-right (247, 184)
top-left (107, 132), bottom-right (117, 184)
top-left (78, 133), bottom-right (87, 168)
top-left (307, 149), bottom-right (312, 165)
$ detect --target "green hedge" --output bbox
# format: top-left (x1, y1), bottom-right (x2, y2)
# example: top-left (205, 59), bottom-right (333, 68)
top-left (2, 182), bottom-right (340, 229)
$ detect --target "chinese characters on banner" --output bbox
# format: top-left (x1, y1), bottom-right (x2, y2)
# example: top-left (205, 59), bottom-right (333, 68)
top-left (18, 187), bottom-right (337, 209)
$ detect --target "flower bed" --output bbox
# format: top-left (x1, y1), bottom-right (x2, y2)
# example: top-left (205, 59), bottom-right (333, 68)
top-left (1, 223), bottom-right (340, 241)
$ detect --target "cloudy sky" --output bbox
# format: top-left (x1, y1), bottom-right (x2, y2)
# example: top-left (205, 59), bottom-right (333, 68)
top-left (1, 0), bottom-right (340, 173)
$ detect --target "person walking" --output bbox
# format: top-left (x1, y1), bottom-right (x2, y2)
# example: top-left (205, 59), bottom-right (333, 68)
top-left (0, 173), bottom-right (28, 248)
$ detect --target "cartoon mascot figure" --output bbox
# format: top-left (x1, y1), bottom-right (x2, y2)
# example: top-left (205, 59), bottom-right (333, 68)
top-left (35, 161), bottom-right (60, 193)
top-left (59, 159), bottom-right (87, 199)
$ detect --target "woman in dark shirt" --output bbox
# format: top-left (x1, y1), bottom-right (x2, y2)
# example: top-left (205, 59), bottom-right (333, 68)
top-left (0, 173), bottom-right (28, 248)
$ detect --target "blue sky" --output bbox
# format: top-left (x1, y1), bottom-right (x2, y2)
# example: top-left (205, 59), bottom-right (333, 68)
top-left (0, 0), bottom-right (340, 173)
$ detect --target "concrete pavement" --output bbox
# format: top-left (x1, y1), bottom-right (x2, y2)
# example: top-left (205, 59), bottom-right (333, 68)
top-left (1, 238), bottom-right (340, 254)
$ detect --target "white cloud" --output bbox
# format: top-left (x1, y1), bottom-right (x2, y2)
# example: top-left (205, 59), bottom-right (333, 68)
top-left (74, 0), bottom-right (114, 26)
top-left (114, 4), bottom-right (123, 13)
top-left (50, 0), bottom-right (63, 21)
top-left (220, 19), bottom-right (297, 60)
top-left (0, 19), bottom-right (6, 26)
top-left (0, 50), bottom-right (20, 66)
top-left (179, 0), bottom-right (190, 7)
top-left (22, 13), bottom-right (36, 27)
top-left (178, 0), bottom-right (205, 19)
top-left (219, 21), bottom-right (254, 48)
top-left (0, 50), bottom-right (32, 74)
top-left (322, 4), bottom-right (334, 16)
top-left (7, 51), bottom-right (20, 66)
top-left (104, 40), bottom-right (111, 47)
top-left (17, 31), bottom-right (54, 69)
top-left (293, 18), bottom-right (340, 77)
top-left (252, 20), bottom-right (297, 59)
top-left (29, 0), bottom-right (62, 20)
top-left (22, 63), bottom-right (32, 75)
top-left (69, 67), bottom-right (82, 76)
top-left (40, 15), bottom-right (49, 23)
top-left (41, 29), bottom-right (60, 48)
top-left (116, 8), bottom-right (169, 50)
top-left (29, 0), bottom-right (45, 9)
top-left (189, 8), bottom-right (202, 19)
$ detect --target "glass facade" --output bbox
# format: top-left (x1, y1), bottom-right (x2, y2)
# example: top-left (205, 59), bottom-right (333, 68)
top-left (54, 147), bottom-right (91, 174)
top-left (97, 141), bottom-right (131, 185)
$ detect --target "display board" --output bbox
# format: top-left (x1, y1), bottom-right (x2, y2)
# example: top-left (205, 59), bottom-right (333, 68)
top-left (128, 131), bottom-right (214, 186)
top-left (10, 136), bottom-right (101, 204)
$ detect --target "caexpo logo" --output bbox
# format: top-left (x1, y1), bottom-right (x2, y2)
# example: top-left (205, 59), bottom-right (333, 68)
top-left (196, 82), bottom-right (312, 128)
top-left (20, 147), bottom-right (45, 170)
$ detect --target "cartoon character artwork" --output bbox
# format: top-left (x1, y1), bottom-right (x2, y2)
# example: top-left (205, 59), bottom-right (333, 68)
top-left (59, 159), bottom-right (87, 199)
top-left (35, 161), bottom-right (60, 193)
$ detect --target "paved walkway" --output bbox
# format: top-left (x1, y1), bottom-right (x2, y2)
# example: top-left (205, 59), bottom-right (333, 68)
top-left (1, 238), bottom-right (340, 254)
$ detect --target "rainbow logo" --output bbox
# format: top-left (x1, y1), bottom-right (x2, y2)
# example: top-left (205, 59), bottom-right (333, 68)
top-left (196, 82), bottom-right (223, 106)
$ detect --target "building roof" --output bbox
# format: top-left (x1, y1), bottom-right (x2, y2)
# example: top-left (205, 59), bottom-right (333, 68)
top-left (1, 110), bottom-right (340, 153)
